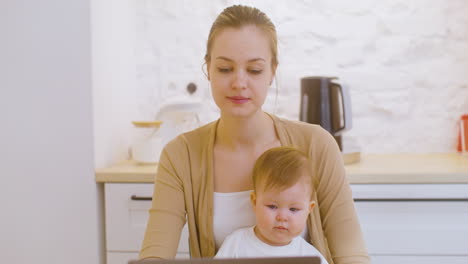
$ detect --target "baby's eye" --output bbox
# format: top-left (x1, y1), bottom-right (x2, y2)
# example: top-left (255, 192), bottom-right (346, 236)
top-left (217, 67), bottom-right (232, 73)
top-left (267, 205), bottom-right (277, 209)
top-left (290, 208), bottom-right (300, 212)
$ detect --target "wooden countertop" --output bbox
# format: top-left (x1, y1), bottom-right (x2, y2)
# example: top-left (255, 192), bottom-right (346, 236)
top-left (95, 153), bottom-right (468, 184)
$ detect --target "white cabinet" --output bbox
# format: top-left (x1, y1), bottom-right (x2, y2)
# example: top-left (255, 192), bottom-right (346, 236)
top-left (352, 184), bottom-right (468, 264)
top-left (102, 182), bottom-right (468, 264)
top-left (370, 256), bottom-right (468, 264)
top-left (97, 155), bottom-right (468, 264)
top-left (104, 183), bottom-right (189, 264)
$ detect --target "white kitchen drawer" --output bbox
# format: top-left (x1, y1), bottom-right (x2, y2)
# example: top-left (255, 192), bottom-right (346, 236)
top-left (370, 255), bottom-right (468, 264)
top-left (351, 184), bottom-right (468, 199)
top-left (105, 183), bottom-right (189, 253)
top-left (355, 201), bottom-right (468, 255)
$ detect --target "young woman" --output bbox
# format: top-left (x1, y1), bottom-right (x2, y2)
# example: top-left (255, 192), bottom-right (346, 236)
top-left (140, 5), bottom-right (370, 264)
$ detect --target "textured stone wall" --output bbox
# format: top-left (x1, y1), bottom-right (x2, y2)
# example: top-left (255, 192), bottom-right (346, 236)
top-left (134, 0), bottom-right (468, 153)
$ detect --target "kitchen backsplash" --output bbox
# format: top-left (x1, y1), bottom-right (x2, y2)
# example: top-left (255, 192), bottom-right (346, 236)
top-left (92, 0), bottom-right (468, 167)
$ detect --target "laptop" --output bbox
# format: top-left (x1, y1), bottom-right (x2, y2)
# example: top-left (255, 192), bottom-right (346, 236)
top-left (129, 256), bottom-right (321, 264)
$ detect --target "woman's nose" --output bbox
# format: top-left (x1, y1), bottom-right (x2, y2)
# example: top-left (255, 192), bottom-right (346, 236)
top-left (232, 70), bottom-right (247, 90)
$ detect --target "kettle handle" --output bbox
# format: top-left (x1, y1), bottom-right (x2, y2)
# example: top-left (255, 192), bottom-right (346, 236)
top-left (330, 81), bottom-right (352, 135)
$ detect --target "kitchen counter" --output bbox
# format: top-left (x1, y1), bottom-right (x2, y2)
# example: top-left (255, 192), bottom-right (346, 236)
top-left (95, 153), bottom-right (468, 184)
top-left (98, 153), bottom-right (468, 264)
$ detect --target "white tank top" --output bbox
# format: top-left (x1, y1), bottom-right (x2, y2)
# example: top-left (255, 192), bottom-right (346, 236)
top-left (213, 190), bottom-right (309, 250)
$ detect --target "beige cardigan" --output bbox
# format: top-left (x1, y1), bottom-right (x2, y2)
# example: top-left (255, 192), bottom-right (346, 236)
top-left (140, 114), bottom-right (370, 264)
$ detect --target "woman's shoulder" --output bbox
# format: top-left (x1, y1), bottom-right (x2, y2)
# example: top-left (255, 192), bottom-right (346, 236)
top-left (277, 116), bottom-right (324, 132)
top-left (165, 120), bottom-right (217, 149)
top-left (158, 121), bottom-right (217, 178)
top-left (270, 114), bottom-right (336, 146)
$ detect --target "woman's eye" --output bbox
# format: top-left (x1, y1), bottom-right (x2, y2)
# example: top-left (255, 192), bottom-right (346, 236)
top-left (217, 67), bottom-right (232, 73)
top-left (248, 69), bottom-right (262, 74)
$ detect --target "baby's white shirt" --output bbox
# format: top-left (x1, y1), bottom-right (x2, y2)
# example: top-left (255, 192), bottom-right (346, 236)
top-left (215, 226), bottom-right (328, 264)
top-left (213, 190), bottom-right (308, 250)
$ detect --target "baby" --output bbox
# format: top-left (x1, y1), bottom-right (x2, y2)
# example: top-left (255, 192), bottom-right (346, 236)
top-left (215, 146), bottom-right (328, 263)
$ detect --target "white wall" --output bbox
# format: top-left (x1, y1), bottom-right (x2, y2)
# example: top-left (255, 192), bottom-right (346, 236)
top-left (0, 1), bottom-right (102, 264)
top-left (135, 0), bottom-right (468, 153)
top-left (92, 0), bottom-right (137, 169)
top-left (93, 0), bottom-right (468, 167)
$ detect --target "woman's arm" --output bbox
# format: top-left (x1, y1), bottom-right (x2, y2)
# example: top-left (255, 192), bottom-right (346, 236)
top-left (139, 139), bottom-right (188, 259)
top-left (313, 130), bottom-right (370, 264)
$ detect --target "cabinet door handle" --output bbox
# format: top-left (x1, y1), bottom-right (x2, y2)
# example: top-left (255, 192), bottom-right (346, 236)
top-left (131, 195), bottom-right (152, 201)
top-left (354, 198), bottom-right (468, 202)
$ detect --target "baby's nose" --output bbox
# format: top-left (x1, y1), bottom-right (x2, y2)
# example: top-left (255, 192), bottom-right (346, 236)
top-left (276, 210), bottom-right (287, 221)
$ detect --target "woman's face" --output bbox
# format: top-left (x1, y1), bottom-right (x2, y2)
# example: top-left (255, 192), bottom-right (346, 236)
top-left (207, 25), bottom-right (276, 118)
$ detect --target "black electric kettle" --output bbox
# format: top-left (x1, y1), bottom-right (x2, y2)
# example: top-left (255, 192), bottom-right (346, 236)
top-left (299, 76), bottom-right (352, 150)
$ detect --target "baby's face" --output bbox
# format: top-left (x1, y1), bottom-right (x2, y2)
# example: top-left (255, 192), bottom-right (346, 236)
top-left (251, 180), bottom-right (314, 246)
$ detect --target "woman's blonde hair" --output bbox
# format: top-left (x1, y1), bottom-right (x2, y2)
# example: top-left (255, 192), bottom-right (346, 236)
top-left (252, 146), bottom-right (316, 198)
top-left (204, 5), bottom-right (278, 69)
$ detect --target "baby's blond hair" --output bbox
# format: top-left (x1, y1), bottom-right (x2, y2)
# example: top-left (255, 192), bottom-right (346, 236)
top-left (252, 146), bottom-right (316, 198)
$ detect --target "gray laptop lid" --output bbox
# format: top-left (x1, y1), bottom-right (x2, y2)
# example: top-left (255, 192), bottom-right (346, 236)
top-left (129, 256), bottom-right (321, 264)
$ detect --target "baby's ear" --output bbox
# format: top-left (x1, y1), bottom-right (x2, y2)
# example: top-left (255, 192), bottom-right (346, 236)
top-left (309, 201), bottom-right (316, 211)
top-left (250, 191), bottom-right (257, 207)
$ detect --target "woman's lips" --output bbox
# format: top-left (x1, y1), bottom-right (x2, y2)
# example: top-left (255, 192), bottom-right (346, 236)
top-left (227, 96), bottom-right (250, 104)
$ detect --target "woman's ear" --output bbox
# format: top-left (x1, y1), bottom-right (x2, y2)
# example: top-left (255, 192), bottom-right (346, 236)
top-left (309, 201), bottom-right (316, 211)
top-left (206, 62), bottom-right (211, 81)
top-left (270, 64), bottom-right (277, 85)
